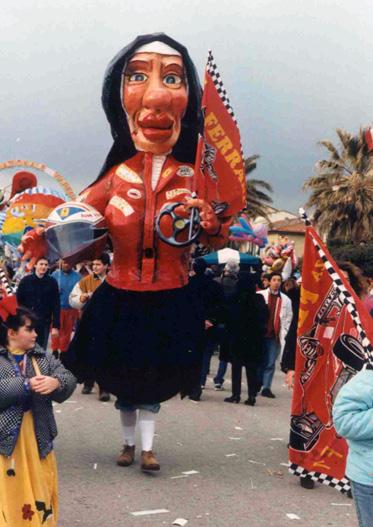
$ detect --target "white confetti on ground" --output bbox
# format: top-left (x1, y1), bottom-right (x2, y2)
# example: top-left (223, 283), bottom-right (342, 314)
top-left (229, 437), bottom-right (241, 440)
top-left (173, 519), bottom-right (188, 526)
top-left (270, 438), bottom-right (284, 441)
top-left (170, 475), bottom-right (189, 480)
top-left (93, 463), bottom-right (97, 470)
top-left (225, 453), bottom-right (238, 457)
top-left (234, 426), bottom-right (243, 430)
top-left (131, 509), bottom-right (169, 516)
top-left (73, 407), bottom-right (84, 412)
top-left (331, 503), bottom-right (352, 507)
top-left (182, 470), bottom-right (199, 475)
top-left (286, 513), bottom-right (300, 520)
top-left (248, 459), bottom-right (266, 466)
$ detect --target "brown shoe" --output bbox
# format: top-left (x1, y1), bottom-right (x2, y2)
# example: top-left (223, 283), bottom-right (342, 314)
top-left (117, 445), bottom-right (135, 467)
top-left (140, 450), bottom-right (160, 471)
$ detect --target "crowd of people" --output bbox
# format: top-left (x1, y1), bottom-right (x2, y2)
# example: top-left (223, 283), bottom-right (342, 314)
top-left (0, 250), bottom-right (372, 525)
top-left (14, 253), bottom-right (373, 412)
top-left (189, 258), bottom-right (295, 405)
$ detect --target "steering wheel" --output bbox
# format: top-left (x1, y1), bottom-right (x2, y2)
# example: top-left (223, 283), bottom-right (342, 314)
top-left (156, 201), bottom-right (201, 247)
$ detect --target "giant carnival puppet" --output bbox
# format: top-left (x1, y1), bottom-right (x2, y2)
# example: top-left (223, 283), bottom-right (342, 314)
top-left (20, 33), bottom-right (245, 470)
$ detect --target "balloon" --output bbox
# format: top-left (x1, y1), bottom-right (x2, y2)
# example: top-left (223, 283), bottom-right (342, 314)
top-left (229, 215), bottom-right (268, 248)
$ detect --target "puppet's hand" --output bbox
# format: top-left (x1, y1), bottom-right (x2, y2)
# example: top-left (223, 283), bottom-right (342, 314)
top-left (184, 198), bottom-right (220, 235)
top-left (18, 227), bottom-right (47, 271)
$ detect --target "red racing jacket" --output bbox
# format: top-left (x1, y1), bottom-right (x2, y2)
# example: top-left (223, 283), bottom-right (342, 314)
top-left (81, 151), bottom-right (230, 292)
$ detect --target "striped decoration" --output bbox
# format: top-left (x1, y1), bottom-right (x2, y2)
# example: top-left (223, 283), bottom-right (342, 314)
top-left (10, 186), bottom-right (68, 203)
top-left (0, 268), bottom-right (13, 295)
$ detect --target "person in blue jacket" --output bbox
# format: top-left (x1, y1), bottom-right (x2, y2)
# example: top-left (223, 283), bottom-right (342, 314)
top-left (333, 363), bottom-right (373, 527)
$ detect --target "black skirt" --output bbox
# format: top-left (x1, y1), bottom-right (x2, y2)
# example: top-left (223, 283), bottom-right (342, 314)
top-left (65, 281), bottom-right (203, 404)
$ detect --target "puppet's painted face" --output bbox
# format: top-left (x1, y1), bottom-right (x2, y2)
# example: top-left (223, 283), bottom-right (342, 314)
top-left (122, 52), bottom-right (188, 155)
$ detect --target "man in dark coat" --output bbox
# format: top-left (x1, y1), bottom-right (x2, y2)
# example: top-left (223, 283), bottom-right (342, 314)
top-left (224, 273), bottom-right (268, 405)
top-left (16, 257), bottom-right (60, 349)
top-left (188, 259), bottom-right (225, 399)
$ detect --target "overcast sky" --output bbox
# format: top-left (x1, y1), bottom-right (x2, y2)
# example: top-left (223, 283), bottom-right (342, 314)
top-left (1, 0), bottom-right (372, 212)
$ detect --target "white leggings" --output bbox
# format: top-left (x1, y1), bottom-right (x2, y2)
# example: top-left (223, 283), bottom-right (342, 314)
top-left (120, 409), bottom-right (156, 452)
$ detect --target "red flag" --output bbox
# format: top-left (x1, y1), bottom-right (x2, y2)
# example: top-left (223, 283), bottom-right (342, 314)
top-left (196, 51), bottom-right (246, 216)
top-left (289, 225), bottom-right (373, 493)
top-left (365, 127), bottom-right (373, 151)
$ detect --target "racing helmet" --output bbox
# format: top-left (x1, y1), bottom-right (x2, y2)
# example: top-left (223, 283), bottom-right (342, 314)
top-left (45, 202), bottom-right (108, 263)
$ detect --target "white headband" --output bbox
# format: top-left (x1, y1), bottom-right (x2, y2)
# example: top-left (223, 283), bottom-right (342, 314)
top-left (134, 41), bottom-right (181, 57)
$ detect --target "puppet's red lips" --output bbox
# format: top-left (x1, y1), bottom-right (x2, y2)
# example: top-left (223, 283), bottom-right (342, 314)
top-left (138, 114), bottom-right (174, 142)
top-left (137, 115), bottom-right (174, 142)
top-left (138, 114), bottom-right (174, 129)
top-left (140, 127), bottom-right (173, 142)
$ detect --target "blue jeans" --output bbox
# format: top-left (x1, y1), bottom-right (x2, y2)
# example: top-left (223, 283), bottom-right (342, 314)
top-left (214, 360), bottom-right (227, 385)
top-left (351, 480), bottom-right (373, 527)
top-left (258, 338), bottom-right (280, 390)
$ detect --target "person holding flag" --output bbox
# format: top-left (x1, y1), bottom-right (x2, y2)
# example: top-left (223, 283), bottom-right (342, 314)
top-left (20, 33), bottom-right (246, 470)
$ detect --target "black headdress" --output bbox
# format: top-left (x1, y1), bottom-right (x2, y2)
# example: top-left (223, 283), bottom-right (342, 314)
top-left (95, 33), bottom-right (203, 184)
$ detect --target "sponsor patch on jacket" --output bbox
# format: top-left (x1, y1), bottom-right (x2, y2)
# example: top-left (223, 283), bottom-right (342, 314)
top-left (109, 196), bottom-right (134, 217)
top-left (176, 166), bottom-right (194, 178)
top-left (165, 188), bottom-right (192, 200)
top-left (161, 167), bottom-right (173, 179)
top-left (127, 188), bottom-right (142, 200)
top-left (116, 164), bottom-right (142, 184)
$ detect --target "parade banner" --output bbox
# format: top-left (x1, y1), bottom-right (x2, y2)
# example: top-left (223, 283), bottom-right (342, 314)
top-left (289, 219), bottom-right (373, 493)
top-left (196, 51), bottom-right (246, 216)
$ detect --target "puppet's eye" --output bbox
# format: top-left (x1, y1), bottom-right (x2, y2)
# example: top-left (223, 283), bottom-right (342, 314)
top-left (163, 74), bottom-right (182, 86)
top-left (128, 73), bottom-right (147, 82)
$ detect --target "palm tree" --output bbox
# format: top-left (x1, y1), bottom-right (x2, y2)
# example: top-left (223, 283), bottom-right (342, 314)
top-left (304, 128), bottom-right (373, 243)
top-left (244, 155), bottom-right (273, 222)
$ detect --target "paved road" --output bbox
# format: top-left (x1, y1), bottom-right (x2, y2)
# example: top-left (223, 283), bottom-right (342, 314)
top-left (55, 357), bottom-right (357, 527)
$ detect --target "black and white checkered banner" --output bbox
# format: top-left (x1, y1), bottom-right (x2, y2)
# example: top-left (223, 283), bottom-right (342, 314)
top-left (207, 50), bottom-right (238, 125)
top-left (206, 50), bottom-right (244, 163)
top-left (288, 463), bottom-right (351, 493)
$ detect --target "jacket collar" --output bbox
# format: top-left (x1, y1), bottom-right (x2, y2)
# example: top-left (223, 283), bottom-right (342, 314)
top-left (0, 343), bottom-right (47, 357)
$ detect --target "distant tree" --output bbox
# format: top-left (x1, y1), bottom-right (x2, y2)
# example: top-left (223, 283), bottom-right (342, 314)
top-left (304, 128), bottom-right (373, 243)
top-left (328, 239), bottom-right (373, 277)
top-left (244, 155), bottom-right (273, 222)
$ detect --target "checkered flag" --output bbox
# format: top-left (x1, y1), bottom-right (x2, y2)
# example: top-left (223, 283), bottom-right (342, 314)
top-left (206, 51), bottom-right (238, 125)
top-left (200, 50), bottom-right (246, 215)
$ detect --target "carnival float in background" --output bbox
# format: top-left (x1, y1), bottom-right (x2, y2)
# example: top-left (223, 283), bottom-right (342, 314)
top-left (0, 160), bottom-right (74, 288)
